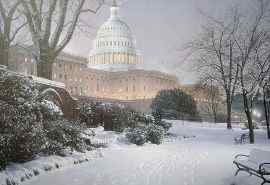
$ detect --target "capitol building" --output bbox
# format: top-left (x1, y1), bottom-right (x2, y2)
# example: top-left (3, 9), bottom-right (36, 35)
top-left (7, 1), bottom-right (216, 116)
top-left (10, 1), bottom-right (179, 104)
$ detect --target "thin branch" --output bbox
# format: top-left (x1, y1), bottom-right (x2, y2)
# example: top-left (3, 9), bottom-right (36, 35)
top-left (9, 21), bottom-right (27, 42)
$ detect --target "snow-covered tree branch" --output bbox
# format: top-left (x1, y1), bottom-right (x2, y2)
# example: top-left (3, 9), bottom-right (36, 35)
top-left (0, 0), bottom-right (26, 67)
top-left (234, 0), bottom-right (270, 143)
top-left (21, 0), bottom-right (104, 80)
top-left (187, 8), bottom-right (240, 129)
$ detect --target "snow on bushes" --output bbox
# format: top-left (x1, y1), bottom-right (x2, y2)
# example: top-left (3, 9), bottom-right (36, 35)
top-left (0, 100), bottom-right (46, 170)
top-left (146, 124), bottom-right (165, 145)
top-left (126, 124), bottom-right (166, 145)
top-left (0, 71), bottom-right (38, 105)
top-left (79, 102), bottom-right (149, 132)
top-left (0, 149), bottom-right (102, 185)
top-left (40, 99), bottom-right (63, 121)
top-left (0, 70), bottom-right (87, 170)
top-left (126, 127), bottom-right (147, 146)
top-left (155, 120), bottom-right (172, 132)
top-left (42, 120), bottom-right (86, 155)
top-left (79, 102), bottom-right (104, 128)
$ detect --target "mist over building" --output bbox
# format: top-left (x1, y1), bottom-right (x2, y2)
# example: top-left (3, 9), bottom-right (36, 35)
top-left (9, 2), bottom-right (186, 111)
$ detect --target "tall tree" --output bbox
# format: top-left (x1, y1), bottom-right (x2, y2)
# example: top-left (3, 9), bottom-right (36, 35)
top-left (199, 80), bottom-right (223, 123)
top-left (21, 0), bottom-right (104, 80)
top-left (189, 9), bottom-right (240, 129)
top-left (0, 0), bottom-right (26, 67)
top-left (234, 0), bottom-right (270, 143)
top-left (263, 81), bottom-right (270, 139)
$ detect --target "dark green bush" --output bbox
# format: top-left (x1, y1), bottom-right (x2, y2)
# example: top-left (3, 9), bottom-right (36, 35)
top-left (0, 100), bottom-right (46, 169)
top-left (43, 120), bottom-right (86, 154)
top-left (154, 120), bottom-right (172, 132)
top-left (146, 124), bottom-right (165, 145)
top-left (126, 127), bottom-right (147, 146)
top-left (0, 71), bottom-right (87, 170)
top-left (0, 71), bottom-right (38, 105)
top-left (151, 89), bottom-right (201, 121)
top-left (79, 102), bottom-right (104, 127)
top-left (126, 124), bottom-right (165, 146)
top-left (79, 102), bottom-right (151, 132)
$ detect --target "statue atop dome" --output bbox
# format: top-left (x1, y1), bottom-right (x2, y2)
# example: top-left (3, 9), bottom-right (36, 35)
top-left (112, 0), bottom-right (118, 7)
top-left (110, 0), bottom-right (120, 20)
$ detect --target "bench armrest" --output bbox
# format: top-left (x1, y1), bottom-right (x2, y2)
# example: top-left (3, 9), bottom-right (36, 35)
top-left (259, 163), bottom-right (270, 174)
top-left (234, 154), bottom-right (249, 160)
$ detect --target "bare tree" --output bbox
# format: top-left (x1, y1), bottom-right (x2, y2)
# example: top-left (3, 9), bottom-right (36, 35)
top-left (234, 0), bottom-right (270, 143)
top-left (188, 9), bottom-right (240, 129)
top-left (0, 0), bottom-right (26, 67)
top-left (20, 0), bottom-right (104, 80)
top-left (200, 80), bottom-right (223, 123)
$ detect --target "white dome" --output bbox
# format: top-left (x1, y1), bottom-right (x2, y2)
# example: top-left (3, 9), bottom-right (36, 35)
top-left (97, 17), bottom-right (132, 38)
top-left (88, 3), bottom-right (142, 72)
top-left (90, 6), bottom-right (137, 56)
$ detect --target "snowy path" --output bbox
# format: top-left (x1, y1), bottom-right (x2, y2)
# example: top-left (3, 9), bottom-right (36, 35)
top-left (23, 121), bottom-right (270, 185)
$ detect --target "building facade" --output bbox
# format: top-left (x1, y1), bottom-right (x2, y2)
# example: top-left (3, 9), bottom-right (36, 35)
top-left (9, 2), bottom-right (179, 103)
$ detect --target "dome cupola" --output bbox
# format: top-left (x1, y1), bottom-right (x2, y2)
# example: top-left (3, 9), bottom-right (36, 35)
top-left (88, 0), bottom-right (142, 71)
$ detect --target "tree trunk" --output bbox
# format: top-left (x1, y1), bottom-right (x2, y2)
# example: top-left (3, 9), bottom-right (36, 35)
top-left (37, 62), bottom-right (54, 80)
top-left (0, 36), bottom-right (9, 67)
top-left (36, 51), bottom-right (55, 80)
top-left (263, 87), bottom-right (270, 139)
top-left (242, 92), bottom-right (255, 144)
top-left (214, 114), bottom-right (217, 124)
top-left (213, 106), bottom-right (218, 123)
top-left (226, 94), bottom-right (232, 129)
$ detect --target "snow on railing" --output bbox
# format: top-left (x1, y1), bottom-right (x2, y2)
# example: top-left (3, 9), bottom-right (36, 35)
top-left (90, 135), bottom-right (116, 147)
top-left (32, 76), bottom-right (66, 88)
top-left (0, 65), bottom-right (7, 69)
top-left (0, 67), bottom-right (65, 89)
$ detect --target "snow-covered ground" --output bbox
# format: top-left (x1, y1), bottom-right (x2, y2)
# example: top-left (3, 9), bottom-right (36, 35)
top-left (4, 121), bottom-right (270, 185)
top-left (0, 149), bottom-right (103, 185)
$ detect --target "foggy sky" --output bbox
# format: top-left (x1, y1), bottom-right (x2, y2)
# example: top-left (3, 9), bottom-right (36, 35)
top-left (64, 0), bottom-right (248, 84)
